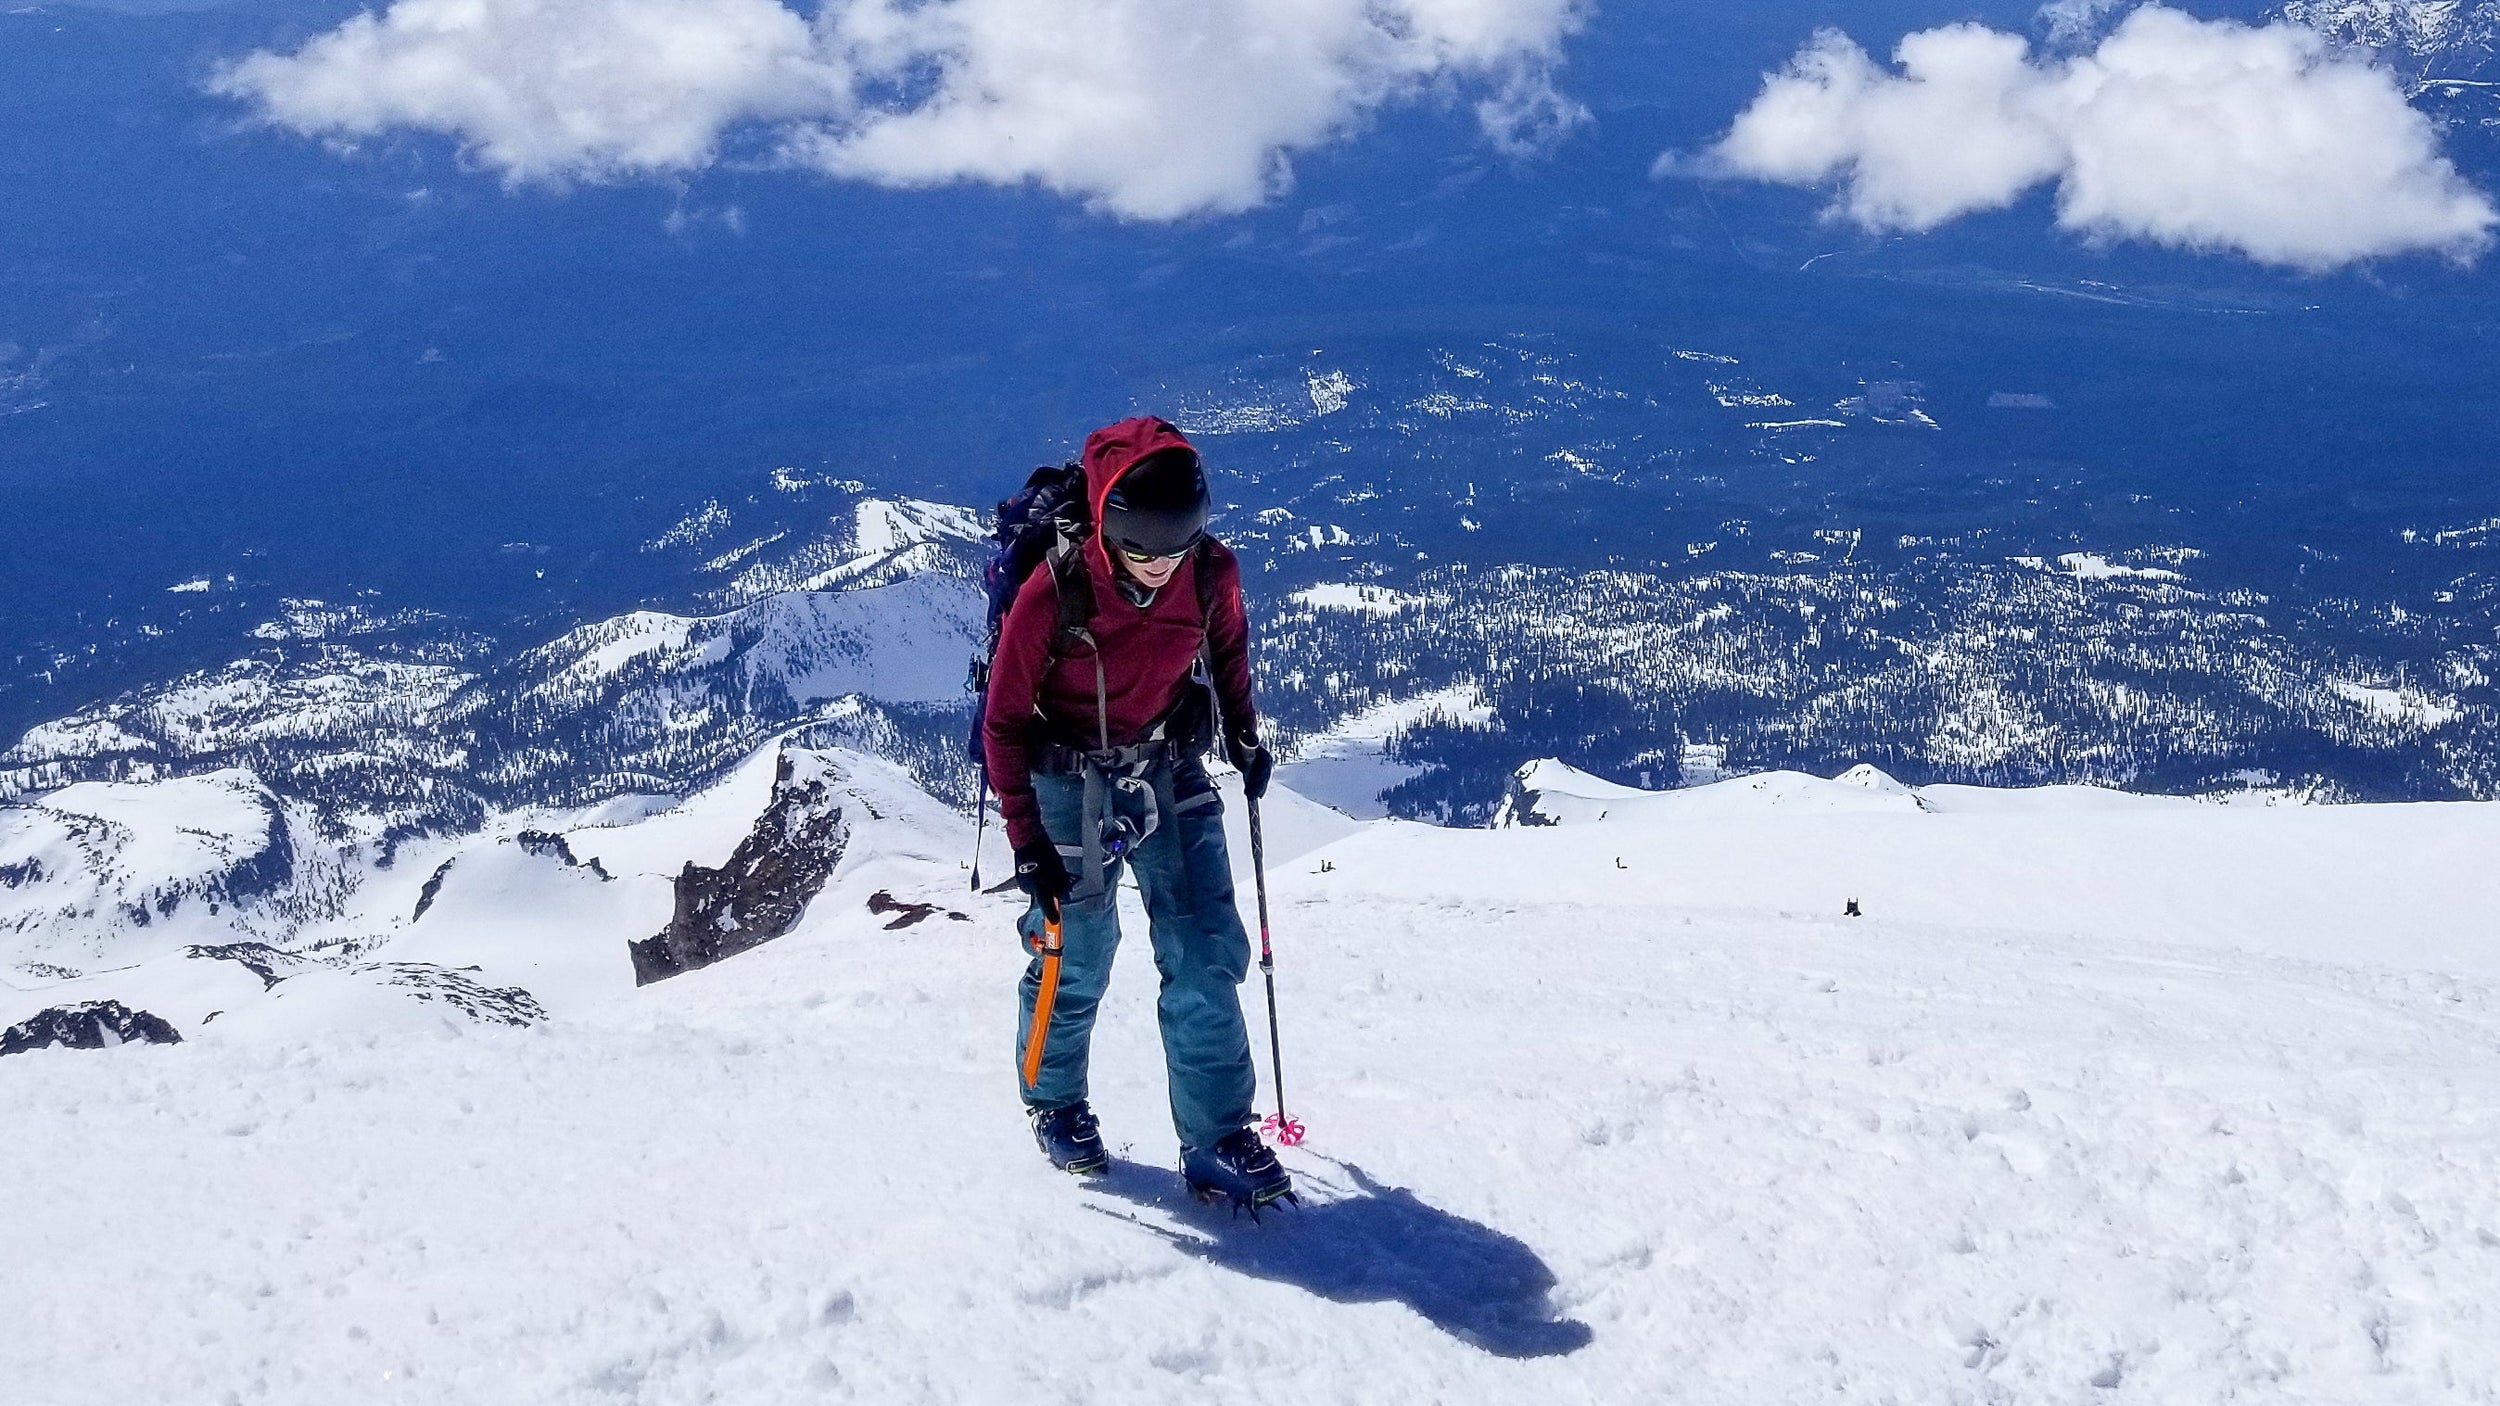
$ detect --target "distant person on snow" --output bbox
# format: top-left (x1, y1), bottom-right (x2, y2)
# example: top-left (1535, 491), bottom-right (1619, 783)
top-left (981, 416), bottom-right (1285, 1208)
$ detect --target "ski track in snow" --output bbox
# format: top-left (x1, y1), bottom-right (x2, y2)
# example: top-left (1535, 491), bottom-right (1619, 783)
top-left (6, 772), bottom-right (2500, 1402)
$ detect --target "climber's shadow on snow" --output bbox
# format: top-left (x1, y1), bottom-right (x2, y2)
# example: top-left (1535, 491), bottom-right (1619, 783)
top-left (1089, 1156), bottom-right (1593, 1359)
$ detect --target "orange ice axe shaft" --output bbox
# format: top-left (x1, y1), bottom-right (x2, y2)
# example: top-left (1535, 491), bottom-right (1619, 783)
top-left (1020, 905), bottom-right (1065, 1091)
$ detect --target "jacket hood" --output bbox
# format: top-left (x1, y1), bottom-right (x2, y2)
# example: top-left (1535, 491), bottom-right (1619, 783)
top-left (1081, 415), bottom-right (1200, 575)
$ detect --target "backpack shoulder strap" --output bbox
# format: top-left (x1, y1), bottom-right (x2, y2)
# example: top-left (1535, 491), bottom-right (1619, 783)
top-left (1043, 530), bottom-right (1095, 657)
top-left (1043, 528), bottom-right (1116, 754)
top-left (1191, 538), bottom-right (1219, 626)
top-left (1188, 539), bottom-right (1221, 701)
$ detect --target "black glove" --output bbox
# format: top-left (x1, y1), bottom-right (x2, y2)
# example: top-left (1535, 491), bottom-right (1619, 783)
top-left (1013, 841), bottom-right (1072, 907)
top-left (1226, 731), bottom-right (1274, 802)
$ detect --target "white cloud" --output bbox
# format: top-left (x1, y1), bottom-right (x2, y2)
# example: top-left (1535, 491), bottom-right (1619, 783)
top-left (1476, 65), bottom-right (1594, 158)
top-left (210, 0), bottom-right (850, 182)
top-left (211, 0), bottom-right (1585, 219)
top-left (1689, 5), bottom-right (2497, 271)
top-left (1705, 25), bottom-right (2068, 232)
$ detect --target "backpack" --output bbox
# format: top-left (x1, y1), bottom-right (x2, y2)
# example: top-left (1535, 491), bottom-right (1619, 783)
top-left (965, 462), bottom-right (1219, 779)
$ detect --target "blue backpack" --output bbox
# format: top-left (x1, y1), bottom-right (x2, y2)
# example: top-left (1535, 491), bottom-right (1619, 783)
top-left (966, 462), bottom-right (1091, 772)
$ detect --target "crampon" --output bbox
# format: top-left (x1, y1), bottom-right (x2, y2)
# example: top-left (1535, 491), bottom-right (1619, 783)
top-left (1180, 1129), bottom-right (1297, 1218)
top-left (1184, 1176), bottom-right (1299, 1220)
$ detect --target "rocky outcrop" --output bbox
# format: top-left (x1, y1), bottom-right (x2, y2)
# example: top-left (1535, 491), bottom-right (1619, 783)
top-left (629, 749), bottom-right (851, 985)
top-left (363, 963), bottom-right (547, 1027)
top-left (1490, 764), bottom-right (1562, 828)
top-left (515, 830), bottom-right (612, 880)
top-left (410, 859), bottom-right (457, 922)
top-left (2, 1001), bottom-right (182, 1056)
top-left (182, 942), bottom-right (307, 990)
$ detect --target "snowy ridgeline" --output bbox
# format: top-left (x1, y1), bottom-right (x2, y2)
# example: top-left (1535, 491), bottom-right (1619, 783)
top-left (13, 469), bottom-right (2500, 895)
top-left (4, 743), bottom-right (2499, 1402)
top-left (1259, 556), bottom-right (2500, 819)
top-left (0, 495), bottom-right (995, 836)
top-left (0, 744), bottom-right (956, 1043)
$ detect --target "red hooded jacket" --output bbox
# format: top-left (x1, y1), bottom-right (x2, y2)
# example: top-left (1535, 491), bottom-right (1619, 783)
top-left (981, 417), bottom-right (1258, 852)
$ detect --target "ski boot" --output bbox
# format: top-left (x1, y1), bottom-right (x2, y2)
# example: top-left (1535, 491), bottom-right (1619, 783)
top-left (1181, 1129), bottom-right (1295, 1216)
top-left (1030, 1102), bottom-right (1108, 1176)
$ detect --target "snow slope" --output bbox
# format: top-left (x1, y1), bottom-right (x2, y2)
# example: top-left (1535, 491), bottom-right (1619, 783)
top-left (1494, 759), bottom-right (2500, 978)
top-left (1277, 684), bottom-right (1492, 820)
top-left (0, 770), bottom-right (339, 965)
top-left (512, 572), bottom-right (982, 715)
top-left (5, 759), bottom-right (2500, 1403)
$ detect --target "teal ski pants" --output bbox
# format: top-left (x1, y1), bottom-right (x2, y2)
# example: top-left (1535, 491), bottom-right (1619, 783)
top-left (1015, 754), bottom-right (1257, 1152)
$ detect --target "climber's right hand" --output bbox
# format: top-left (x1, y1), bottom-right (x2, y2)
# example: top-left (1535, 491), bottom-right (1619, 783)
top-left (1013, 841), bottom-right (1072, 909)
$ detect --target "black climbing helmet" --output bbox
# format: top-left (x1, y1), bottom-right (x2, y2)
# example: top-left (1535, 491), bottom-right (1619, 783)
top-left (1100, 446), bottom-right (1210, 559)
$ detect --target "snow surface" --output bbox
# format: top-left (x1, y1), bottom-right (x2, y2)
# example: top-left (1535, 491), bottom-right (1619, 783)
top-left (712, 497), bottom-right (984, 603)
top-left (2014, 553), bottom-right (2185, 583)
top-left (2332, 678), bottom-right (2465, 729)
top-left (0, 770), bottom-right (304, 964)
top-left (6, 754), bottom-right (2500, 1403)
top-left (1498, 760), bottom-right (2500, 977)
top-left (526, 575), bottom-right (980, 708)
top-left (1278, 684), bottom-right (1492, 820)
top-left (846, 498), bottom-right (985, 561)
top-left (1289, 582), bottom-right (1430, 616)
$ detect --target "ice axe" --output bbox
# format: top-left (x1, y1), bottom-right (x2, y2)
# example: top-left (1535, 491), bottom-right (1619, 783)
top-left (1019, 898), bottom-right (1064, 1092)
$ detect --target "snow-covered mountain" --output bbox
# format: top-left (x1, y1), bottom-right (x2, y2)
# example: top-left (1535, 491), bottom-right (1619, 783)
top-left (2284, 0), bottom-right (2500, 69)
top-left (8, 494), bottom-right (979, 804)
top-left (0, 738), bottom-right (957, 1045)
top-left (1267, 547), bottom-right (2500, 819)
top-left (466, 568), bottom-right (982, 804)
top-left (2283, 0), bottom-right (2500, 131)
top-left (8, 463), bottom-right (2497, 985)
top-left (0, 769), bottom-right (340, 966)
top-left (6, 744), bottom-right (2497, 1400)
top-left (6, 6), bottom-right (2496, 1385)
top-left (0, 492), bottom-right (1000, 1009)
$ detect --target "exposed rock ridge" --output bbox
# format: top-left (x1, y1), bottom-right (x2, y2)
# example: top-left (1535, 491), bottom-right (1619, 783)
top-left (629, 748), bottom-right (851, 985)
top-left (2, 1000), bottom-right (182, 1056)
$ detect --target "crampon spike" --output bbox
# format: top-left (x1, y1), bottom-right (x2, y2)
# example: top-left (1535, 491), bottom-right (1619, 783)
top-left (1195, 1188), bottom-right (1296, 1223)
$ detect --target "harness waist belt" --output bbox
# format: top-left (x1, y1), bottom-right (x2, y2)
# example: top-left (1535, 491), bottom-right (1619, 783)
top-left (1031, 736), bottom-right (1179, 777)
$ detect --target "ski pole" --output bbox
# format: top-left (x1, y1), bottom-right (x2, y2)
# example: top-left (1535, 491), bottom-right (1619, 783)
top-left (970, 775), bottom-right (991, 892)
top-left (1019, 899), bottom-right (1064, 1092)
top-left (1247, 797), bottom-right (1305, 1145)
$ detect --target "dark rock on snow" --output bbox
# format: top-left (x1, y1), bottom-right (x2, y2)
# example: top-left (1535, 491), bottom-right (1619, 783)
top-left (516, 829), bottom-right (612, 880)
top-left (182, 942), bottom-right (306, 990)
top-left (867, 890), bottom-right (936, 928)
top-left (866, 891), bottom-right (971, 929)
top-left (362, 962), bottom-right (547, 1027)
top-left (2, 1001), bottom-right (183, 1056)
top-left (411, 859), bottom-right (457, 922)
